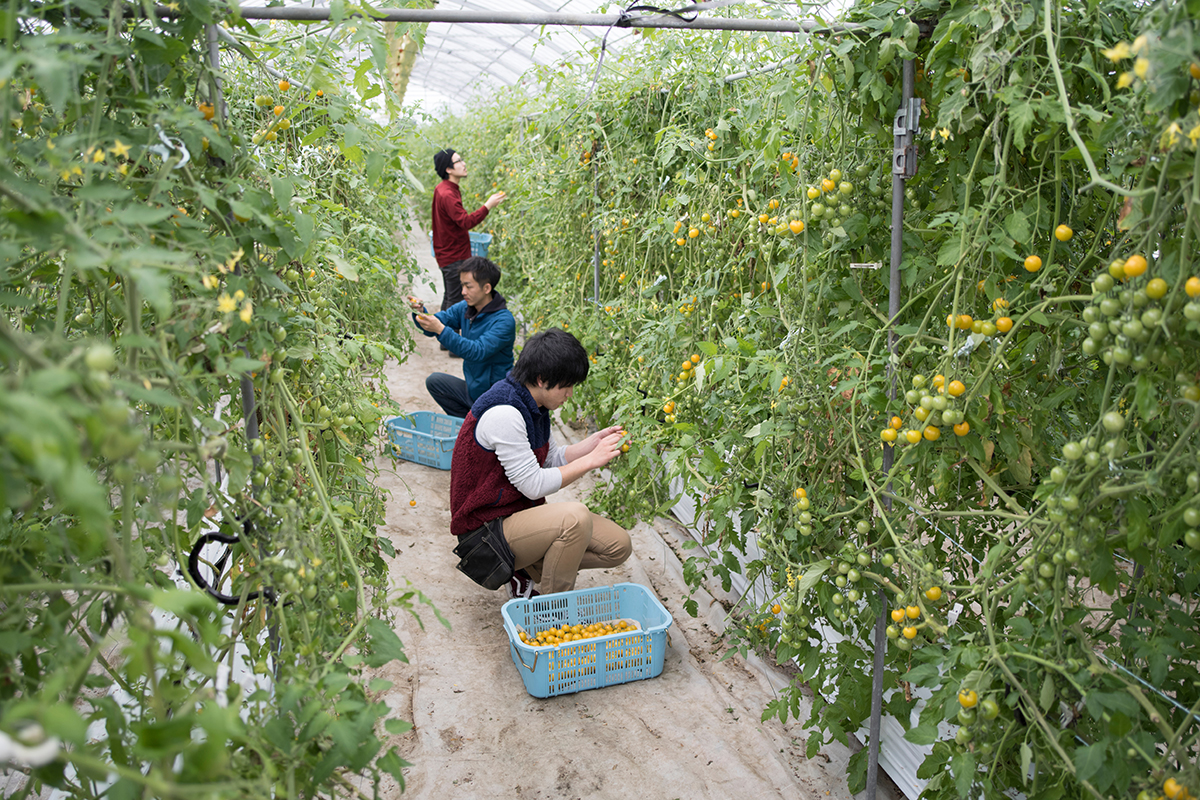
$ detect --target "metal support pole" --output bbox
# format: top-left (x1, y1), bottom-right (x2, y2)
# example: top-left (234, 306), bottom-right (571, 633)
top-left (866, 55), bottom-right (918, 800)
top-left (179, 5), bottom-right (863, 33)
top-left (593, 159), bottom-right (601, 305)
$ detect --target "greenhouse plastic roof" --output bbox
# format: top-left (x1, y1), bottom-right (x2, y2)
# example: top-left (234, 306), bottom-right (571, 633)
top-left (405, 0), bottom-right (642, 116)
top-left (240, 1), bottom-right (846, 117)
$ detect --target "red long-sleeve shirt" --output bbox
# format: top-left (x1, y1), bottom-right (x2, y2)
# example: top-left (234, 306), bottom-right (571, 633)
top-left (431, 180), bottom-right (489, 267)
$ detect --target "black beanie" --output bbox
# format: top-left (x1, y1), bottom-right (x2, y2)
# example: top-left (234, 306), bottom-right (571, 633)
top-left (434, 148), bottom-right (456, 180)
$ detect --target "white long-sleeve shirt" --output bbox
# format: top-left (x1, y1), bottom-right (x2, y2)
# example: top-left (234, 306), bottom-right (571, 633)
top-left (474, 405), bottom-right (568, 500)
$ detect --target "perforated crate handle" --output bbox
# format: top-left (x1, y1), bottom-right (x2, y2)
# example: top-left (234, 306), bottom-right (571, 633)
top-left (514, 646), bottom-right (541, 673)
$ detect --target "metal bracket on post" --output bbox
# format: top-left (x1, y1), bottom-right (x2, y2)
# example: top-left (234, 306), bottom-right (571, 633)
top-left (892, 97), bottom-right (921, 178)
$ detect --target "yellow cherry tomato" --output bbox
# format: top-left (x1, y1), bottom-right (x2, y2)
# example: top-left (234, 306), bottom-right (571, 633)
top-left (1123, 254), bottom-right (1148, 278)
top-left (958, 689), bottom-right (979, 708)
top-left (1054, 224), bottom-right (1073, 241)
top-left (1024, 254), bottom-right (1042, 272)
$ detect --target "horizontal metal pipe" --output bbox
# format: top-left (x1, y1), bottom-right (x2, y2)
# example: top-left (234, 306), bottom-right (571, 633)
top-left (180, 5), bottom-right (860, 34)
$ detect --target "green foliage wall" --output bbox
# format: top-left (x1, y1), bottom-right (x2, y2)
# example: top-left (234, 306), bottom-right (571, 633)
top-left (424, 0), bottom-right (1200, 796)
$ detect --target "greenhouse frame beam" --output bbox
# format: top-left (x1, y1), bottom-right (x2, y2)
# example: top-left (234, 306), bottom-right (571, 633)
top-left (216, 5), bottom-right (861, 34)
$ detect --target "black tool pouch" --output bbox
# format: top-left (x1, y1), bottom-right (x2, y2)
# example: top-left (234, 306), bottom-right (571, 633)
top-left (452, 518), bottom-right (514, 591)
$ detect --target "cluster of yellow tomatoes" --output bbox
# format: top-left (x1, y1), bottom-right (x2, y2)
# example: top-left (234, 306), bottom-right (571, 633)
top-left (518, 619), bottom-right (637, 647)
top-left (703, 126), bottom-right (719, 151)
top-left (247, 80), bottom-right (322, 145)
top-left (1158, 777), bottom-right (1195, 800)
top-left (879, 373), bottom-right (970, 445)
top-left (885, 585), bottom-right (944, 650)
top-left (676, 352), bottom-right (702, 383)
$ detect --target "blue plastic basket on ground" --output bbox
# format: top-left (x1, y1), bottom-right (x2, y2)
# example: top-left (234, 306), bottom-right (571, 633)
top-left (501, 583), bottom-right (673, 698)
top-left (428, 231), bottom-right (492, 259)
top-left (385, 412), bottom-right (463, 470)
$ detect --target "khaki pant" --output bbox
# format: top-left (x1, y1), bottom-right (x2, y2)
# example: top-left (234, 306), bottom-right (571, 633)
top-left (502, 502), bottom-right (632, 594)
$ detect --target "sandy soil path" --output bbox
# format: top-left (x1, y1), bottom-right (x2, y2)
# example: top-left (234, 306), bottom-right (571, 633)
top-left (364, 220), bottom-right (877, 800)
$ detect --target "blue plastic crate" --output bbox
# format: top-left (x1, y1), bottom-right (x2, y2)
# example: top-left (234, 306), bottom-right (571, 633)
top-left (429, 231), bottom-right (492, 259)
top-left (385, 412), bottom-right (463, 470)
top-left (501, 583), bottom-right (672, 698)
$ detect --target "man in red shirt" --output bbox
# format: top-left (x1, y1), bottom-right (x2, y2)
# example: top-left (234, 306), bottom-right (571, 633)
top-left (431, 148), bottom-right (506, 312)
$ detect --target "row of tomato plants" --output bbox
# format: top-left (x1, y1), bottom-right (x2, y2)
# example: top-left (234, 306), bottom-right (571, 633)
top-left (420, 0), bottom-right (1200, 796)
top-left (1, 5), bottom-right (430, 797)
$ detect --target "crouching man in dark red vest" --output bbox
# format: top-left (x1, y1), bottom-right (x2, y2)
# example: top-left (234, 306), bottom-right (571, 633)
top-left (449, 328), bottom-right (632, 598)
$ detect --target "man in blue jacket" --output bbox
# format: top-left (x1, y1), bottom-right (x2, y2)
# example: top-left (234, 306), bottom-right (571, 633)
top-left (408, 257), bottom-right (515, 418)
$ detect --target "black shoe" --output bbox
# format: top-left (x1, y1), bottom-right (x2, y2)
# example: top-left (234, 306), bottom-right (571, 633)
top-left (439, 344), bottom-right (449, 351)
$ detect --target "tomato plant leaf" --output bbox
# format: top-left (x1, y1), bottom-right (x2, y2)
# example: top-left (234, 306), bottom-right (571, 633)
top-left (1038, 672), bottom-right (1055, 712)
top-left (951, 750), bottom-right (976, 796)
top-left (903, 720), bottom-right (939, 745)
top-left (1003, 210), bottom-right (1030, 245)
top-left (1073, 740), bottom-right (1108, 783)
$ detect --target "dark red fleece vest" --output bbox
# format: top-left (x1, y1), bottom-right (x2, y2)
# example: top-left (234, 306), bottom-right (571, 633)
top-left (449, 377), bottom-right (551, 537)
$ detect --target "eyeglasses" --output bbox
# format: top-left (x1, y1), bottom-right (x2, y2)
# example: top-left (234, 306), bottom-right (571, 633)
top-left (451, 157), bottom-right (465, 166)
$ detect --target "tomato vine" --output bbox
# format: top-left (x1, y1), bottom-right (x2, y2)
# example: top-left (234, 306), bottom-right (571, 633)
top-left (1, 4), bottom-right (429, 796)
top-left (424, 0), bottom-right (1200, 796)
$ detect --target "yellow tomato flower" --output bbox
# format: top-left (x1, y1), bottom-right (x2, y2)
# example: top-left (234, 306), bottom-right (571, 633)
top-left (1102, 42), bottom-right (1131, 61)
top-left (111, 139), bottom-right (131, 158)
top-left (92, 148), bottom-right (106, 163)
top-left (117, 163), bottom-right (129, 176)
top-left (1161, 121), bottom-right (1181, 149)
top-left (1189, 124), bottom-right (1200, 146)
top-left (239, 300), bottom-right (253, 323)
top-left (217, 293), bottom-right (237, 314)
top-left (201, 274), bottom-right (219, 290)
top-left (1117, 72), bottom-right (1134, 89)
top-left (1131, 34), bottom-right (1148, 54)
top-left (60, 169), bottom-right (71, 181)
top-left (233, 289), bottom-right (245, 302)
top-left (1134, 57), bottom-right (1149, 79)
top-left (225, 247), bottom-right (245, 270)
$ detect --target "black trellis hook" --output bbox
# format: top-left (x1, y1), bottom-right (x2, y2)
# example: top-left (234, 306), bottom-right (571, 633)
top-left (187, 530), bottom-right (276, 606)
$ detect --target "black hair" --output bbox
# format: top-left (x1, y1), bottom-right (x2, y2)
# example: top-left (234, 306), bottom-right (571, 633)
top-left (511, 328), bottom-right (589, 389)
top-left (459, 256), bottom-right (500, 291)
top-left (433, 148), bottom-right (456, 180)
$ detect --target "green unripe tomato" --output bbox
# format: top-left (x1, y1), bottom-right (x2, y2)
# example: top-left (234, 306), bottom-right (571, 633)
top-left (85, 344), bottom-right (118, 373)
top-left (880, 553), bottom-right (895, 568)
top-left (1101, 411), bottom-right (1125, 433)
top-left (980, 698), bottom-right (1000, 720)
